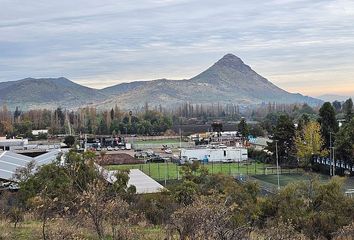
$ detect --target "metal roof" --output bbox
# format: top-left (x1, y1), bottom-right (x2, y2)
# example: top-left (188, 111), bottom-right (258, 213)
top-left (1, 150), bottom-right (164, 194)
top-left (96, 164), bottom-right (164, 194)
top-left (128, 169), bottom-right (165, 194)
top-left (0, 150), bottom-right (61, 181)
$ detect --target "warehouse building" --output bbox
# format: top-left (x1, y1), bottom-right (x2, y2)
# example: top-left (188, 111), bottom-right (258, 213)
top-left (0, 137), bottom-right (28, 151)
top-left (0, 150), bottom-right (61, 182)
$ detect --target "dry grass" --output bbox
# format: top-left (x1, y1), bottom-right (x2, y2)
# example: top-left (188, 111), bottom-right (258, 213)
top-left (0, 217), bottom-right (166, 240)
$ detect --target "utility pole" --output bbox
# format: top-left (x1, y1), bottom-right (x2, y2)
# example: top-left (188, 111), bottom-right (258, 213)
top-left (330, 132), bottom-right (332, 176)
top-left (164, 158), bottom-right (167, 186)
top-left (179, 128), bottom-right (182, 148)
top-left (275, 140), bottom-right (280, 190)
top-left (333, 143), bottom-right (335, 176)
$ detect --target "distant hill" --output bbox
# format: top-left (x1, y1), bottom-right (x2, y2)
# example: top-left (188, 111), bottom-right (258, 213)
top-left (0, 77), bottom-right (105, 109)
top-left (0, 54), bottom-right (323, 110)
top-left (96, 54), bottom-right (322, 109)
top-left (317, 94), bottom-right (351, 102)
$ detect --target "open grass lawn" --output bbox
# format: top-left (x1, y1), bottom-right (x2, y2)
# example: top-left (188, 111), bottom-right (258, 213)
top-left (106, 162), bottom-right (354, 190)
top-left (252, 172), bottom-right (330, 187)
top-left (106, 162), bottom-right (270, 181)
top-left (252, 172), bottom-right (354, 194)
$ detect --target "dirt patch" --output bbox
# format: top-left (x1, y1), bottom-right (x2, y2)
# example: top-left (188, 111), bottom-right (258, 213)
top-left (96, 153), bottom-right (143, 165)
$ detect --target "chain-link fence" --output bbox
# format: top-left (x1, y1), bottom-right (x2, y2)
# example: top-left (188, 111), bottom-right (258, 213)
top-left (109, 160), bottom-right (278, 182)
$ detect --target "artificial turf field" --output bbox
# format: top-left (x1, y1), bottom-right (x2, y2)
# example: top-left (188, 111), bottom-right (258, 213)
top-left (106, 162), bottom-right (354, 190)
top-left (252, 173), bottom-right (329, 187)
top-left (106, 161), bottom-right (270, 181)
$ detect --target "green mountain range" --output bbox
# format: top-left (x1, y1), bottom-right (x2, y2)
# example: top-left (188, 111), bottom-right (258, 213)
top-left (0, 54), bottom-right (322, 110)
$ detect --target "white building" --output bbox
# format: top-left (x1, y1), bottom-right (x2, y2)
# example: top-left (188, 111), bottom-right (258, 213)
top-left (180, 147), bottom-right (248, 163)
top-left (31, 129), bottom-right (49, 136)
top-left (0, 137), bottom-right (28, 151)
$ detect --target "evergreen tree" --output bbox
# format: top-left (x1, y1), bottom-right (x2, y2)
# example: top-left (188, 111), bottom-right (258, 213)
top-left (266, 115), bottom-right (296, 165)
top-left (238, 118), bottom-right (249, 138)
top-left (318, 102), bottom-right (339, 149)
top-left (332, 101), bottom-right (342, 112)
top-left (335, 117), bottom-right (354, 166)
top-left (343, 98), bottom-right (353, 122)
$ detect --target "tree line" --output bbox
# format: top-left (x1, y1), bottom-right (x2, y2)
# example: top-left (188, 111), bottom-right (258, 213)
top-left (242, 98), bottom-right (354, 172)
top-left (0, 105), bottom-right (173, 137)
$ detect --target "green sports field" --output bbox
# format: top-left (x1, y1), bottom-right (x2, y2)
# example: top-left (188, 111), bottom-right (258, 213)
top-left (252, 173), bottom-right (329, 187)
top-left (106, 161), bottom-right (354, 190)
top-left (106, 161), bottom-right (270, 181)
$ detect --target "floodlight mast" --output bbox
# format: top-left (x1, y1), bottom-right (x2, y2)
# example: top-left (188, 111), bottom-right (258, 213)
top-left (275, 140), bottom-right (280, 190)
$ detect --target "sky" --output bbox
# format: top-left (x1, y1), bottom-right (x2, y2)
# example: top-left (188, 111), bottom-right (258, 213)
top-left (1, 0), bottom-right (354, 97)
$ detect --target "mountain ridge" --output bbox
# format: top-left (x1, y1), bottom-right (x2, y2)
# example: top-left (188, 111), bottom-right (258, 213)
top-left (0, 54), bottom-right (322, 110)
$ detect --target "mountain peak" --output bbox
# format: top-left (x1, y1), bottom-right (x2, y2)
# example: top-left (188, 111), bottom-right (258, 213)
top-left (212, 54), bottom-right (253, 74)
top-left (216, 53), bottom-right (244, 66)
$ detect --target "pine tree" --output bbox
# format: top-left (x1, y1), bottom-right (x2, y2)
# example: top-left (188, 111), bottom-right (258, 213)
top-left (318, 102), bottom-right (338, 149)
top-left (343, 98), bottom-right (353, 122)
top-left (238, 118), bottom-right (249, 138)
top-left (266, 115), bottom-right (296, 165)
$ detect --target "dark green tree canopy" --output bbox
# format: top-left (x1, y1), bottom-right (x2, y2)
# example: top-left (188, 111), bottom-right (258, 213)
top-left (319, 102), bottom-right (339, 149)
top-left (335, 117), bottom-right (354, 165)
top-left (238, 118), bottom-right (249, 137)
top-left (64, 135), bottom-right (75, 147)
top-left (266, 114), bottom-right (296, 165)
top-left (343, 98), bottom-right (353, 122)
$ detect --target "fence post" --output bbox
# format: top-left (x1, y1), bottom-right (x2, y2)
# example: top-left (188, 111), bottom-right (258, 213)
top-left (167, 161), bottom-right (169, 180)
top-left (246, 160), bottom-right (249, 175)
top-left (158, 162), bottom-right (160, 180)
top-left (164, 159), bottom-right (167, 186)
top-left (255, 161), bottom-right (257, 175)
top-left (149, 162), bottom-right (151, 176)
top-left (263, 162), bottom-right (265, 175)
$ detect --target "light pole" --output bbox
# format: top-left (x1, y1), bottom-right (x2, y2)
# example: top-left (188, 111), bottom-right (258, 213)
top-left (179, 128), bottom-right (182, 148)
top-left (329, 132), bottom-right (334, 177)
top-left (275, 140), bottom-right (280, 190)
top-left (333, 147), bottom-right (335, 176)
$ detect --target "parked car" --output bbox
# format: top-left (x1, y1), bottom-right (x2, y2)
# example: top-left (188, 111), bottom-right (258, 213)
top-left (164, 148), bottom-right (172, 154)
top-left (107, 146), bottom-right (113, 151)
top-left (146, 155), bottom-right (165, 163)
top-left (135, 152), bottom-right (148, 159)
top-left (114, 146), bottom-right (119, 151)
top-left (146, 149), bottom-right (154, 156)
top-left (171, 155), bottom-right (180, 163)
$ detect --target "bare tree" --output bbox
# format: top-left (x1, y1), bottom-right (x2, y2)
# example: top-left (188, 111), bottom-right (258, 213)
top-left (168, 196), bottom-right (251, 240)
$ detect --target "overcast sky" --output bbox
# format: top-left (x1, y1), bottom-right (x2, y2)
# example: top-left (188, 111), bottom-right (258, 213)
top-left (1, 0), bottom-right (354, 97)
